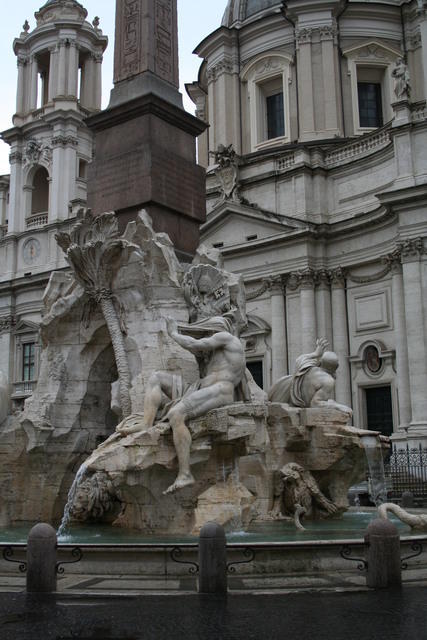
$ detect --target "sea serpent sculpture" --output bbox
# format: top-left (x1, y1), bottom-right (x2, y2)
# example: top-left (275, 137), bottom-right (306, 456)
top-left (378, 503), bottom-right (427, 531)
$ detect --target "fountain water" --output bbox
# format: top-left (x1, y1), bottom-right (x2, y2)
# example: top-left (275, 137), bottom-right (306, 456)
top-left (57, 463), bottom-right (88, 538)
top-left (361, 435), bottom-right (388, 505)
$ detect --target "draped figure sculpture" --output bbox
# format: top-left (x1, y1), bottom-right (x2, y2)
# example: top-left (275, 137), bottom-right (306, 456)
top-left (268, 338), bottom-right (352, 415)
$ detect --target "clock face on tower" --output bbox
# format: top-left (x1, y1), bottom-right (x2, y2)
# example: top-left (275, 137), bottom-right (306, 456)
top-left (22, 238), bottom-right (41, 265)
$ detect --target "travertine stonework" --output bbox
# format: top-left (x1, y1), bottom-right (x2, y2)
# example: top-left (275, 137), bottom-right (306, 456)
top-left (0, 211), bottom-right (372, 533)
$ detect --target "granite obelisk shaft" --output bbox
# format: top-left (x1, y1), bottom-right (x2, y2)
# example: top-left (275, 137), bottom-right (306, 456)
top-left (86, 0), bottom-right (207, 259)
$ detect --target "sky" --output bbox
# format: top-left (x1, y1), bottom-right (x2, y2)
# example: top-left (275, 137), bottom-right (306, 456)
top-left (0, 0), bottom-right (228, 175)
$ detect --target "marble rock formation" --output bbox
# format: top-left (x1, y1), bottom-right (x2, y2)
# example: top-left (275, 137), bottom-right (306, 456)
top-left (0, 209), bottom-right (374, 534)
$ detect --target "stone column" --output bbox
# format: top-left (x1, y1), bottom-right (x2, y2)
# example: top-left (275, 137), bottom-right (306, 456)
top-left (29, 56), bottom-right (39, 111)
top-left (296, 29), bottom-right (315, 141)
top-left (299, 269), bottom-right (317, 353)
top-left (285, 273), bottom-right (302, 370)
top-left (7, 151), bottom-right (24, 235)
top-left (388, 252), bottom-right (411, 428)
top-left (80, 55), bottom-right (95, 109)
top-left (400, 239), bottom-right (427, 432)
top-left (57, 41), bottom-right (67, 96)
top-left (48, 46), bottom-right (57, 102)
top-left (16, 55), bottom-right (27, 114)
top-left (320, 26), bottom-right (340, 135)
top-left (67, 41), bottom-right (79, 98)
top-left (270, 278), bottom-right (287, 381)
top-left (207, 70), bottom-right (216, 154)
top-left (330, 268), bottom-right (352, 407)
top-left (93, 53), bottom-right (103, 110)
top-left (315, 270), bottom-right (333, 345)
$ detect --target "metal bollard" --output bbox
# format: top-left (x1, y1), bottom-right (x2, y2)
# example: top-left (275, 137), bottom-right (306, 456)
top-left (26, 523), bottom-right (57, 593)
top-left (365, 518), bottom-right (401, 589)
top-left (198, 522), bottom-right (227, 594)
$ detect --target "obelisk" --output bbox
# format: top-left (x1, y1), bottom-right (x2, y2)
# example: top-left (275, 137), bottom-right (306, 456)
top-left (86, 0), bottom-right (207, 259)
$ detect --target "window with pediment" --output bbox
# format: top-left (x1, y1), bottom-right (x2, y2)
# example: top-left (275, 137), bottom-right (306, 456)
top-left (241, 52), bottom-right (293, 151)
top-left (343, 42), bottom-right (401, 135)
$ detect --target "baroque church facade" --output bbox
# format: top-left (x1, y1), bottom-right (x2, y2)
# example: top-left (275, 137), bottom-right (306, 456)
top-left (0, 0), bottom-right (426, 448)
top-left (187, 0), bottom-right (427, 447)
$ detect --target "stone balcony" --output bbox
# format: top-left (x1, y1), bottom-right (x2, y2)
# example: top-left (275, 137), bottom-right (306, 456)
top-left (26, 212), bottom-right (48, 229)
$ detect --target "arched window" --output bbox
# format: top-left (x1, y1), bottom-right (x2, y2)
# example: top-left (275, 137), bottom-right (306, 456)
top-left (31, 167), bottom-right (49, 216)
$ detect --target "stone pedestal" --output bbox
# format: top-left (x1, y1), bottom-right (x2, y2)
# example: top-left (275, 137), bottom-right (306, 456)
top-left (86, 96), bottom-right (207, 258)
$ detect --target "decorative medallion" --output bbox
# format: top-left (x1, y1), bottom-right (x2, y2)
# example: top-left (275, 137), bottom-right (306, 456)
top-left (23, 238), bottom-right (41, 265)
top-left (365, 345), bottom-right (382, 374)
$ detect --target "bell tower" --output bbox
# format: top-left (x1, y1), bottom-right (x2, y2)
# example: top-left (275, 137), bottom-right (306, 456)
top-left (1, 0), bottom-right (108, 241)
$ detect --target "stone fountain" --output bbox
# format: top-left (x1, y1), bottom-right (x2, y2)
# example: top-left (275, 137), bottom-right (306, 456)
top-left (0, 210), bottom-right (384, 535)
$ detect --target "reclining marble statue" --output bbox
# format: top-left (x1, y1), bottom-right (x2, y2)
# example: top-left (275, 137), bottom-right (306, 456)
top-left (269, 338), bottom-right (352, 414)
top-left (268, 338), bottom-right (387, 439)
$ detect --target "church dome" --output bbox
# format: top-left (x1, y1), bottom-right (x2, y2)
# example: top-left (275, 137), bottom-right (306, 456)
top-left (222, 0), bottom-right (282, 27)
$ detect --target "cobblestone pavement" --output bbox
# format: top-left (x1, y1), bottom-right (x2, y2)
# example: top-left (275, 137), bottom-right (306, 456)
top-left (1, 588), bottom-right (427, 640)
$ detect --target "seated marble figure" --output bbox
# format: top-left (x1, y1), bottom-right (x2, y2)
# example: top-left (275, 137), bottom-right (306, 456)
top-left (117, 314), bottom-right (247, 494)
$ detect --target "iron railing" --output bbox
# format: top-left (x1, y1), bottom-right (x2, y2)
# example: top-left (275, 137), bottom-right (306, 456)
top-left (384, 445), bottom-right (427, 503)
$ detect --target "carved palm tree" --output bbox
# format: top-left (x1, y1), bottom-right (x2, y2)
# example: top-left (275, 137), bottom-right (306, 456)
top-left (56, 211), bottom-right (134, 418)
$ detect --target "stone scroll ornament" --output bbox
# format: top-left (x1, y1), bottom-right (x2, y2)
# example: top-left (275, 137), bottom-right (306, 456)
top-left (55, 210), bottom-right (141, 418)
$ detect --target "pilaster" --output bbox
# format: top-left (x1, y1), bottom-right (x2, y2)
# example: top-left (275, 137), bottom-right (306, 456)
top-left (296, 28), bottom-right (315, 140)
top-left (57, 40), bottom-right (67, 96)
top-left (330, 267), bottom-right (352, 408)
top-left (299, 268), bottom-right (317, 353)
top-left (270, 277), bottom-right (287, 382)
top-left (29, 56), bottom-right (38, 111)
top-left (16, 55), bottom-right (28, 114)
top-left (385, 250), bottom-right (411, 429)
top-left (399, 238), bottom-right (427, 432)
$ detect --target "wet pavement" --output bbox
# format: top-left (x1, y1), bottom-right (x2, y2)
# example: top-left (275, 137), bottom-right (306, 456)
top-left (1, 588), bottom-right (427, 640)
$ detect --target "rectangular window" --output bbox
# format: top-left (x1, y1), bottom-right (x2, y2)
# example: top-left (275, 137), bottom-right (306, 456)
top-left (22, 343), bottom-right (35, 381)
top-left (247, 360), bottom-right (264, 389)
top-left (266, 92), bottom-right (285, 139)
top-left (358, 82), bottom-right (383, 128)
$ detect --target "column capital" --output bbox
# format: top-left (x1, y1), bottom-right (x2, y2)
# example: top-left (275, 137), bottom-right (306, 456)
top-left (296, 27), bottom-right (313, 46)
top-left (0, 315), bottom-right (16, 334)
top-left (269, 275), bottom-right (285, 295)
top-left (299, 267), bottom-right (316, 289)
top-left (17, 54), bottom-right (29, 67)
top-left (329, 266), bottom-right (346, 288)
top-left (315, 268), bottom-right (331, 287)
top-left (9, 152), bottom-right (23, 165)
top-left (397, 237), bottom-right (425, 263)
top-left (319, 25), bottom-right (338, 42)
top-left (284, 268), bottom-right (316, 291)
top-left (206, 57), bottom-right (235, 84)
top-left (383, 248), bottom-right (402, 275)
